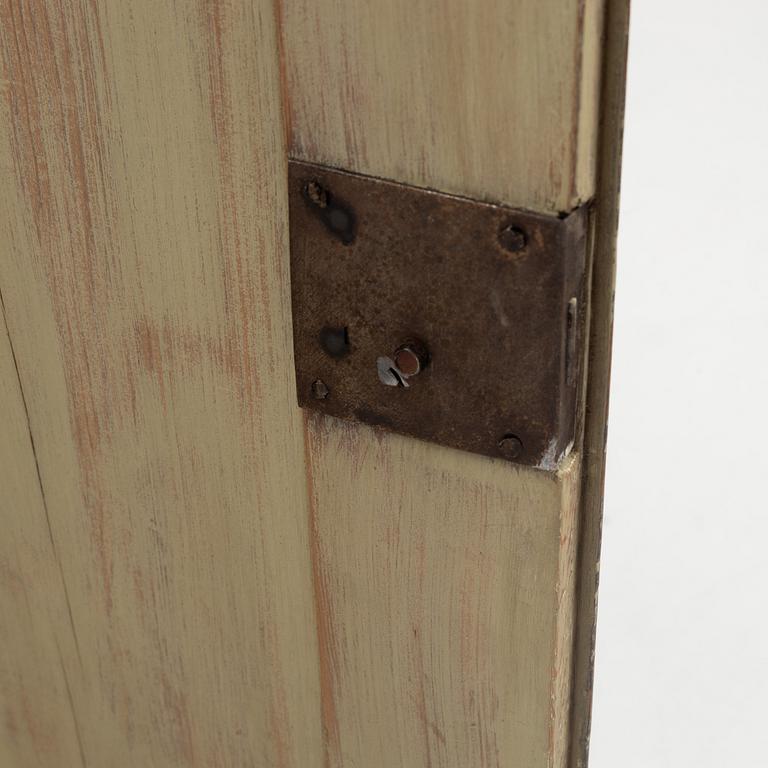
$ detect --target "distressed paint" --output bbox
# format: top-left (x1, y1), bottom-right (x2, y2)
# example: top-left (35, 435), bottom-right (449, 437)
top-left (0, 0), bottom-right (623, 765)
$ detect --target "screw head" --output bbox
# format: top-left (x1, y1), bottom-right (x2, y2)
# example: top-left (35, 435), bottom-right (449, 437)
top-left (311, 379), bottom-right (330, 400)
top-left (498, 224), bottom-right (527, 254)
top-left (393, 340), bottom-right (429, 378)
top-left (394, 347), bottom-right (422, 377)
top-left (497, 434), bottom-right (524, 460)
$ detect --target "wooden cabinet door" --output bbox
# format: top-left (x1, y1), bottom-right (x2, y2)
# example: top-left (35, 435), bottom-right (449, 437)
top-left (0, 2), bottom-right (628, 766)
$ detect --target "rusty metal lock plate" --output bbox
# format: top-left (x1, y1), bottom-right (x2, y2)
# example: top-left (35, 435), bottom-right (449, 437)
top-left (288, 160), bottom-right (589, 469)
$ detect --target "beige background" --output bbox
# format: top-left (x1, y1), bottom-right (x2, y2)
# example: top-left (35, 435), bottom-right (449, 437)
top-left (592, 1), bottom-right (768, 766)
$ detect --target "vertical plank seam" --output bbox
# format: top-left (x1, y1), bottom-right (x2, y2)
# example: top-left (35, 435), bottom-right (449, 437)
top-left (0, 286), bottom-right (87, 768)
top-left (278, 0), bottom-right (329, 756)
top-left (272, 0), bottom-right (293, 153)
top-left (302, 413), bottom-right (338, 768)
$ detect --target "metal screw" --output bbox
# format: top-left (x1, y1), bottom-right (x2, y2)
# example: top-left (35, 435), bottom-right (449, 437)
top-left (377, 340), bottom-right (430, 388)
top-left (497, 434), bottom-right (524, 460)
top-left (311, 379), bottom-right (329, 400)
top-left (498, 224), bottom-right (527, 253)
top-left (394, 344), bottom-right (426, 378)
top-left (393, 340), bottom-right (429, 378)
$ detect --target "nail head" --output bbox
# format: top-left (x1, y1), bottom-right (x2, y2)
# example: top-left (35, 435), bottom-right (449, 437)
top-left (311, 379), bottom-right (330, 400)
top-left (498, 224), bottom-right (527, 253)
top-left (497, 434), bottom-right (524, 460)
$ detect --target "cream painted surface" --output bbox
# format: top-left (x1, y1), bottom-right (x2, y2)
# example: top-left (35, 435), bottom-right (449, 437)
top-left (0, 315), bottom-right (84, 766)
top-left (280, 0), bottom-right (605, 213)
top-left (305, 415), bottom-right (581, 768)
top-left (0, 0), bottom-right (621, 766)
top-left (1, 2), bottom-right (321, 765)
top-left (284, 1), bottom-right (607, 765)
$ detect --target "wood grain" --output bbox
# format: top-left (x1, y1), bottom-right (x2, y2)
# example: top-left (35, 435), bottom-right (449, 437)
top-left (0, 307), bottom-right (85, 767)
top-left (281, 1), bottom-right (611, 766)
top-left (0, 1), bottom-right (321, 765)
top-left (279, 0), bottom-right (605, 213)
top-left (305, 415), bottom-right (582, 768)
top-left (0, 0), bottom-right (624, 765)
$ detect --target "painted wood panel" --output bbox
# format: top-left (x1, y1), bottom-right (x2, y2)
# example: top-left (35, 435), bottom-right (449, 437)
top-left (279, 0), bottom-right (605, 213)
top-left (0, 312), bottom-right (84, 767)
top-left (0, 0), bottom-right (627, 765)
top-left (279, 1), bottom-right (612, 766)
top-left (305, 415), bottom-right (582, 768)
top-left (1, 1), bottom-right (321, 765)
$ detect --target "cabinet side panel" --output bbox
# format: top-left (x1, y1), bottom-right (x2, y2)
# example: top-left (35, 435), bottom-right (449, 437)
top-left (0, 1), bottom-right (323, 765)
top-left (280, 0), bottom-right (604, 213)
